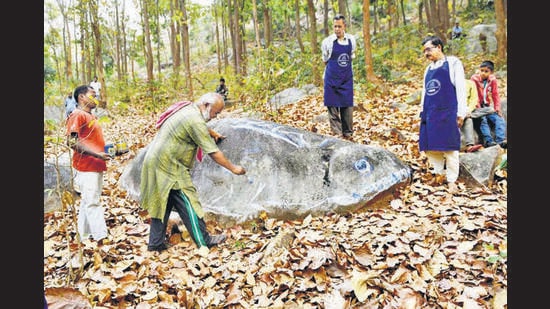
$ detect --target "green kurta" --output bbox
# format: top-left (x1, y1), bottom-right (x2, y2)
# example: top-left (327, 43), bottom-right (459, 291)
top-left (140, 104), bottom-right (219, 221)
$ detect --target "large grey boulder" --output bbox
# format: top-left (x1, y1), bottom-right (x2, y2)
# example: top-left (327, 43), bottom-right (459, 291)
top-left (466, 24), bottom-right (497, 54)
top-left (267, 87), bottom-right (308, 110)
top-left (120, 118), bottom-right (412, 226)
top-left (44, 153), bottom-right (77, 213)
top-left (459, 145), bottom-right (505, 186)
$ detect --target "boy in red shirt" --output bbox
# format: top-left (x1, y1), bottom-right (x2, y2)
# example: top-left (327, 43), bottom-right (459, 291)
top-left (470, 60), bottom-right (507, 148)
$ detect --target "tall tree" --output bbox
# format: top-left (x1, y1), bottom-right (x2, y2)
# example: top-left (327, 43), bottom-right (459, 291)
top-left (114, 0), bottom-right (122, 82)
top-left (307, 0), bottom-right (320, 85)
top-left (251, 0), bottom-right (262, 72)
top-left (89, 0), bottom-right (107, 106)
top-left (178, 0), bottom-right (192, 95)
top-left (362, 0), bottom-right (379, 84)
top-left (294, 0), bottom-right (305, 52)
top-left (233, 0), bottom-right (244, 78)
top-left (140, 0), bottom-right (155, 83)
top-left (56, 0), bottom-right (73, 82)
top-left (494, 0), bottom-right (506, 60)
top-left (155, 0), bottom-right (162, 76)
top-left (423, 0), bottom-right (450, 43)
top-left (262, 2), bottom-right (273, 48)
top-left (213, 3), bottom-right (222, 74)
top-left (120, 1), bottom-right (129, 82)
top-left (169, 0), bottom-right (181, 71)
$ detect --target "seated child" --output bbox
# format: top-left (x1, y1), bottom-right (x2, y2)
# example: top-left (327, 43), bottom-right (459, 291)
top-left (470, 60), bottom-right (507, 148)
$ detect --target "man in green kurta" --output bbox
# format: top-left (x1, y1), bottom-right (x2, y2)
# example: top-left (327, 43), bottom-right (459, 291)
top-left (140, 92), bottom-right (246, 252)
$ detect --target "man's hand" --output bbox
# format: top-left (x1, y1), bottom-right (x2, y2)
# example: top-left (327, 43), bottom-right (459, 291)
top-left (208, 128), bottom-right (226, 144)
top-left (96, 152), bottom-right (113, 160)
top-left (457, 116), bottom-right (464, 128)
top-left (231, 165), bottom-right (246, 175)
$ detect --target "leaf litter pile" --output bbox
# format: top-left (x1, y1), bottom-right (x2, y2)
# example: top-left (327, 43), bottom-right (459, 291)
top-left (44, 77), bottom-right (507, 308)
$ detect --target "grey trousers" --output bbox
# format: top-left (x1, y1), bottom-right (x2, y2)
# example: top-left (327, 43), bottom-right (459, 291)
top-left (462, 117), bottom-right (476, 146)
top-left (328, 106), bottom-right (353, 136)
top-left (463, 107), bottom-right (495, 146)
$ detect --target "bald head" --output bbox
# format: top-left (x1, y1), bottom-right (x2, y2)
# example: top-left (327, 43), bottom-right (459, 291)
top-left (196, 92), bottom-right (225, 121)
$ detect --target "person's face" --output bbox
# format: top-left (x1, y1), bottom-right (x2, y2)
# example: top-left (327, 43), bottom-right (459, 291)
top-left (333, 19), bottom-right (346, 38)
top-left (422, 41), bottom-right (443, 61)
top-left (201, 99), bottom-right (224, 122)
top-left (208, 100), bottom-right (224, 120)
top-left (479, 67), bottom-right (492, 80)
top-left (79, 89), bottom-right (98, 108)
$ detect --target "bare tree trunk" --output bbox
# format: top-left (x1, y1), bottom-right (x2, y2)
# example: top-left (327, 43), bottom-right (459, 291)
top-left (387, 0), bottom-right (394, 53)
top-left (373, 0), bottom-right (379, 34)
top-left (76, 0), bottom-right (89, 83)
top-left (89, 0), bottom-right (107, 107)
top-left (295, 0), bottom-right (304, 53)
top-left (155, 0), bottom-right (162, 76)
top-left (337, 0), bottom-right (346, 15)
top-left (222, 3), bottom-right (229, 68)
top-left (214, 4), bottom-right (222, 75)
top-left (400, 0), bottom-right (407, 25)
top-left (169, 0), bottom-right (181, 71)
top-left (362, 0), bottom-right (379, 84)
top-left (307, 0), bottom-right (320, 85)
top-left (233, 0), bottom-right (243, 78)
top-left (179, 0), bottom-right (193, 95)
top-left (423, 0), bottom-right (449, 43)
top-left (114, 0), bottom-right (122, 82)
top-left (263, 2), bottom-right (272, 48)
top-left (56, 0), bottom-right (73, 82)
top-left (239, 1), bottom-right (247, 77)
top-left (121, 1), bottom-right (128, 82)
top-left (323, 0), bottom-right (329, 37)
top-left (251, 0), bottom-right (262, 72)
top-left (495, 0), bottom-right (507, 60)
top-left (140, 0), bottom-right (155, 83)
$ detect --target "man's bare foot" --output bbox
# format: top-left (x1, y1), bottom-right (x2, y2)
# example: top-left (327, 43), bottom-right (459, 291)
top-left (447, 182), bottom-right (458, 194)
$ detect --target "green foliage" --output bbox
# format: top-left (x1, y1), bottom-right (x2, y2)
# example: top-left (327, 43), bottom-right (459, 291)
top-left (228, 43), bottom-right (318, 111)
top-left (483, 242), bottom-right (507, 264)
top-left (233, 240), bottom-right (246, 250)
top-left (44, 66), bottom-right (57, 84)
top-left (44, 119), bottom-right (60, 135)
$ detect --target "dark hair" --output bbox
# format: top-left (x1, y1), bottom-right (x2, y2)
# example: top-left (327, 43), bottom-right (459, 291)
top-left (73, 85), bottom-right (92, 103)
top-left (334, 14), bottom-right (346, 24)
top-left (480, 60), bottom-right (494, 72)
top-left (421, 35), bottom-right (445, 53)
top-left (220, 78), bottom-right (225, 82)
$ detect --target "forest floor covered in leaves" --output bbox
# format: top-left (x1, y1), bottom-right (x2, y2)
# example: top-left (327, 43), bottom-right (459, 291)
top-left (44, 70), bottom-right (507, 308)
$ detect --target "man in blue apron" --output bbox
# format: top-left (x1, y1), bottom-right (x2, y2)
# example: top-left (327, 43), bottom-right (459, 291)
top-left (419, 35), bottom-right (467, 194)
top-left (321, 14), bottom-right (356, 139)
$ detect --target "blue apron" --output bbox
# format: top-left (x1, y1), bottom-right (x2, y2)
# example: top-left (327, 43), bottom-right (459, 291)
top-left (419, 59), bottom-right (460, 151)
top-left (324, 39), bottom-right (353, 107)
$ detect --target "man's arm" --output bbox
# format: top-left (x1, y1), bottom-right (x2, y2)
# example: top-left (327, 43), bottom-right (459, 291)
top-left (209, 151), bottom-right (246, 175)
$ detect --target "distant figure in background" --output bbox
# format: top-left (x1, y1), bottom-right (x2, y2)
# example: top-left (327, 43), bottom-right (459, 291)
top-left (451, 21), bottom-right (463, 39)
top-left (90, 76), bottom-right (101, 100)
top-left (64, 92), bottom-right (77, 118)
top-left (215, 77), bottom-right (229, 102)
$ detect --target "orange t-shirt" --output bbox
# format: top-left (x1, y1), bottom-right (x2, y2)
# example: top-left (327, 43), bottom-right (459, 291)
top-left (66, 109), bottom-right (107, 172)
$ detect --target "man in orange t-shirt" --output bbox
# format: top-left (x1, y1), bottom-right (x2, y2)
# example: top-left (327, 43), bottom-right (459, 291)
top-left (66, 85), bottom-right (112, 242)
